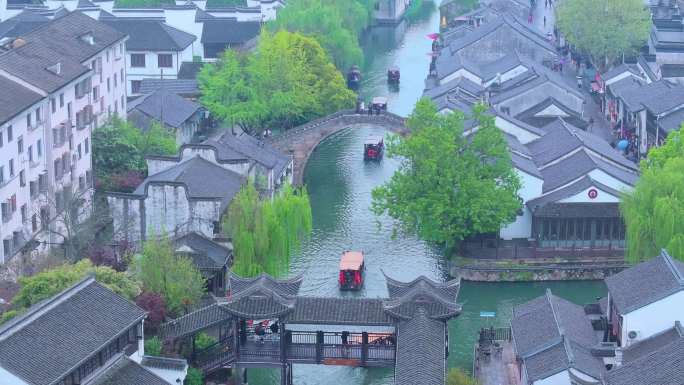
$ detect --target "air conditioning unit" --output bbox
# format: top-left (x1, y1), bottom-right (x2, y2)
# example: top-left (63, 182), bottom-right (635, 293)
top-left (627, 330), bottom-right (641, 340)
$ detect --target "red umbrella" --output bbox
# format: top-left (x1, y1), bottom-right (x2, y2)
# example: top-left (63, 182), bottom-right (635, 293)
top-left (427, 33), bottom-right (440, 40)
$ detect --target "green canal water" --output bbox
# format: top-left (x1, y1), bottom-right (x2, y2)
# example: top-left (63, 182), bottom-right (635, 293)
top-left (248, 2), bottom-right (606, 383)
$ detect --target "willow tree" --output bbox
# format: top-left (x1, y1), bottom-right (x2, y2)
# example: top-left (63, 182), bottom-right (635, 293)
top-left (224, 183), bottom-right (312, 277)
top-left (621, 129), bottom-right (684, 263)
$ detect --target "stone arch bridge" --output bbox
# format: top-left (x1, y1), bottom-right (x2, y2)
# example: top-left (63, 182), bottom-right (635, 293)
top-left (267, 109), bottom-right (409, 186)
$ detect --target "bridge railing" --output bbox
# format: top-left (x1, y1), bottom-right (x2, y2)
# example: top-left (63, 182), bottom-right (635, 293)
top-left (268, 110), bottom-right (407, 147)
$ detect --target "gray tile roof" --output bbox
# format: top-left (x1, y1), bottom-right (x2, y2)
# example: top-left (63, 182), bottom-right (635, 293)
top-left (605, 333), bottom-right (684, 385)
top-left (160, 303), bottom-right (232, 341)
top-left (511, 289), bottom-right (596, 358)
top-left (127, 89), bottom-right (202, 129)
top-left (207, 132), bottom-right (291, 177)
top-left (174, 232), bottom-right (231, 270)
top-left (139, 78), bottom-right (200, 96)
top-left (524, 338), bottom-right (603, 383)
top-left (0, 278), bottom-right (145, 385)
top-left (0, 76), bottom-right (43, 125)
top-left (605, 250), bottom-right (684, 314)
top-left (526, 176), bottom-right (623, 212)
top-left (103, 20), bottom-right (196, 51)
top-left (527, 118), bottom-right (638, 171)
top-left (90, 355), bottom-right (170, 385)
top-left (0, 11), bottom-right (126, 93)
top-left (140, 355), bottom-right (188, 372)
top-left (538, 150), bottom-right (637, 193)
top-left (383, 274), bottom-right (462, 320)
top-left (515, 97), bottom-right (588, 129)
top-left (0, 10), bottom-right (49, 39)
top-left (286, 297), bottom-right (393, 326)
top-left (394, 309), bottom-right (446, 385)
top-left (132, 156), bottom-right (245, 210)
top-left (178, 61), bottom-right (204, 79)
top-left (223, 273), bottom-right (302, 318)
top-left (601, 64), bottom-right (641, 83)
top-left (621, 322), bottom-right (684, 363)
top-left (201, 19), bottom-right (261, 44)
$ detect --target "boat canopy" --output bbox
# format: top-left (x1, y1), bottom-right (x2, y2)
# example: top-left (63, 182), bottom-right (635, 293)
top-left (372, 97), bottom-right (388, 105)
top-left (340, 251), bottom-right (364, 271)
top-left (365, 135), bottom-right (384, 145)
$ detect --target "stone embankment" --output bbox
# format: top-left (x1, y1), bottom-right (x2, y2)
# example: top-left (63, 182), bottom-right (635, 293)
top-left (450, 258), bottom-right (629, 282)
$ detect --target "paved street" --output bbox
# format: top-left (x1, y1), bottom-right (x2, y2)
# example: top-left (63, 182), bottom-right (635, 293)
top-left (531, 0), bottom-right (615, 143)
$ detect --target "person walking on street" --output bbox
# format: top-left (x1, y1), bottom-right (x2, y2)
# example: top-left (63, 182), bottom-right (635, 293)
top-left (543, 16), bottom-right (546, 28)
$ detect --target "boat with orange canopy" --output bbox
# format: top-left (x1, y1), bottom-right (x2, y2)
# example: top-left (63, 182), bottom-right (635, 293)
top-left (338, 251), bottom-right (364, 290)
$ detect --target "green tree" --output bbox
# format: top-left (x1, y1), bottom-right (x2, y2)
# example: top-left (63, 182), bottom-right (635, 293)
top-left (267, 0), bottom-right (370, 69)
top-left (133, 237), bottom-right (206, 315)
top-left (93, 118), bottom-right (177, 191)
top-left (224, 183), bottom-right (312, 277)
top-left (372, 99), bottom-right (521, 249)
top-left (199, 30), bottom-right (355, 135)
top-left (556, 0), bottom-right (650, 70)
top-left (621, 129), bottom-right (684, 263)
top-left (11, 259), bottom-right (139, 309)
top-left (447, 369), bottom-right (481, 385)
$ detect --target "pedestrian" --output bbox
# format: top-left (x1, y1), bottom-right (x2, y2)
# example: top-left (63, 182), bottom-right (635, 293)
top-left (558, 59), bottom-right (563, 72)
top-left (543, 16), bottom-right (546, 27)
top-left (528, 13), bottom-right (533, 24)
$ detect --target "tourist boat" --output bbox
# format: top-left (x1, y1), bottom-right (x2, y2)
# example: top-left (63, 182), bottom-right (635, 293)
top-left (347, 65), bottom-right (362, 90)
top-left (339, 251), bottom-right (364, 290)
top-left (364, 135), bottom-right (384, 161)
top-left (387, 66), bottom-right (400, 84)
top-left (370, 96), bottom-right (388, 113)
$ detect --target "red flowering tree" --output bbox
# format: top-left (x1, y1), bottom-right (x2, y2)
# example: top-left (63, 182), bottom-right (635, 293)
top-left (136, 292), bottom-right (167, 331)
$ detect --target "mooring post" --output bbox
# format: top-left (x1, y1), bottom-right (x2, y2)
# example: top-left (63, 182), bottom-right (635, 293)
top-left (316, 331), bottom-right (324, 363)
top-left (361, 332), bottom-right (369, 365)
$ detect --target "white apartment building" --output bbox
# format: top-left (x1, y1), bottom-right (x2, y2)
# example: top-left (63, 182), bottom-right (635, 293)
top-left (0, 11), bottom-right (127, 264)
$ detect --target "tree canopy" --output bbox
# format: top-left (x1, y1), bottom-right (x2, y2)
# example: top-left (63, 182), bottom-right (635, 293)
top-left (372, 99), bottom-right (521, 248)
top-left (224, 183), bottom-right (312, 277)
top-left (556, 0), bottom-right (651, 70)
top-left (132, 237), bottom-right (206, 316)
top-left (199, 30), bottom-right (355, 134)
top-left (621, 129), bottom-right (684, 263)
top-left (92, 118), bottom-right (176, 192)
top-left (447, 369), bottom-right (481, 385)
top-left (267, 0), bottom-right (372, 69)
top-left (8, 259), bottom-right (139, 316)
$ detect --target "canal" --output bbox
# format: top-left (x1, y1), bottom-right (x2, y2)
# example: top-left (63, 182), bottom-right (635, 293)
top-left (249, 2), bottom-right (606, 384)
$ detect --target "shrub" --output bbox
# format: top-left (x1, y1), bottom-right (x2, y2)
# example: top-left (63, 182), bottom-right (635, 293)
top-left (145, 336), bottom-right (162, 357)
top-left (136, 292), bottom-right (167, 331)
top-left (195, 332), bottom-right (217, 351)
top-left (0, 310), bottom-right (19, 324)
top-left (447, 369), bottom-right (480, 385)
top-left (184, 367), bottom-right (203, 385)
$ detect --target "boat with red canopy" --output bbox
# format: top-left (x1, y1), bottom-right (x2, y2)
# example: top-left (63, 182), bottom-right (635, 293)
top-left (338, 251), bottom-right (364, 290)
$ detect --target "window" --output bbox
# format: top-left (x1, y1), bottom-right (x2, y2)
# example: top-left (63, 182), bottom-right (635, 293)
top-left (0, 129), bottom-right (3, 147)
top-left (37, 139), bottom-right (42, 157)
top-left (59, 93), bottom-right (64, 107)
top-left (77, 143), bottom-right (82, 159)
top-left (9, 159), bottom-right (14, 177)
top-left (7, 125), bottom-right (12, 142)
top-left (54, 160), bottom-right (61, 180)
top-left (17, 137), bottom-right (22, 154)
top-left (106, 49), bottom-right (110, 62)
top-left (85, 138), bottom-right (89, 154)
top-left (114, 73), bottom-right (117, 88)
top-left (19, 170), bottom-right (25, 187)
top-left (107, 78), bottom-right (110, 92)
top-left (10, 194), bottom-right (16, 212)
top-left (0, 166), bottom-right (3, 184)
top-left (67, 102), bottom-right (72, 121)
top-left (157, 54), bottom-right (172, 68)
top-left (131, 53), bottom-right (145, 68)
top-left (32, 214), bottom-right (37, 232)
top-left (121, 95), bottom-right (124, 110)
top-left (26, 114), bottom-right (31, 129)
top-left (20, 204), bottom-right (26, 223)
top-left (51, 98), bottom-right (56, 113)
top-left (120, 68), bottom-right (124, 82)
top-left (2, 239), bottom-right (9, 256)
top-left (35, 107), bottom-right (40, 123)
top-left (79, 175), bottom-right (85, 191)
top-left (93, 86), bottom-right (99, 100)
top-left (114, 100), bottom-right (118, 114)
top-left (28, 145), bottom-right (33, 163)
top-left (131, 80), bottom-right (142, 94)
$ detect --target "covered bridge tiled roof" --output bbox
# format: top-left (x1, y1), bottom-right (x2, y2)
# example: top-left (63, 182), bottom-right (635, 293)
top-left (383, 273), bottom-right (462, 320)
top-left (222, 273), bottom-right (302, 318)
top-left (160, 303), bottom-right (232, 340)
top-left (285, 297), bottom-right (393, 326)
top-left (394, 309), bottom-right (446, 385)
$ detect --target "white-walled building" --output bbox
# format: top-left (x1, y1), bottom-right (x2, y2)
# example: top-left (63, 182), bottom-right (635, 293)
top-left (605, 250), bottom-right (684, 347)
top-left (101, 19), bottom-right (196, 96)
top-left (0, 276), bottom-right (187, 385)
top-left (0, 11), bottom-right (127, 264)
